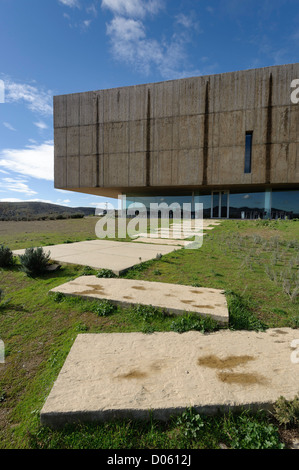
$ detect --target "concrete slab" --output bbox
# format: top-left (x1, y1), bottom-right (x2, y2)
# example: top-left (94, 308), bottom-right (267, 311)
top-left (13, 240), bottom-right (178, 276)
top-left (40, 329), bottom-right (299, 428)
top-left (50, 276), bottom-right (228, 324)
top-left (133, 237), bottom-right (192, 246)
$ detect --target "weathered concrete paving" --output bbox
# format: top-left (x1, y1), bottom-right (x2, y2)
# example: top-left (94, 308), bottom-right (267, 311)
top-left (40, 329), bottom-right (299, 428)
top-left (13, 240), bottom-right (178, 276)
top-left (50, 276), bottom-right (228, 324)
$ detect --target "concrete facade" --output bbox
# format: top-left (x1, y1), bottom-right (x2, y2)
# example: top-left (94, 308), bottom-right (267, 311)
top-left (54, 63), bottom-right (299, 215)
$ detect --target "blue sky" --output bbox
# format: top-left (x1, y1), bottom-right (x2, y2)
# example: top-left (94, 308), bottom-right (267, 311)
top-left (0, 0), bottom-right (298, 210)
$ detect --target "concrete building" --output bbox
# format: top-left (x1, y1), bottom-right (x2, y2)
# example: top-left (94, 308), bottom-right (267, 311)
top-left (54, 63), bottom-right (299, 218)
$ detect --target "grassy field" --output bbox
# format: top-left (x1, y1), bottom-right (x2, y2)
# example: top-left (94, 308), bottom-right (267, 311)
top-left (0, 217), bottom-right (298, 449)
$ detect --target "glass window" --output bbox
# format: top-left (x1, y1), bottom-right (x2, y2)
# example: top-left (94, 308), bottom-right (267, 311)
top-left (229, 192), bottom-right (265, 219)
top-left (271, 190), bottom-right (299, 218)
top-left (244, 132), bottom-right (253, 174)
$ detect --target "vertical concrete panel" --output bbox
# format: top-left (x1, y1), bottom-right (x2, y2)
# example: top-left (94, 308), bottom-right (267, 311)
top-left (177, 149), bottom-right (201, 186)
top-left (104, 122), bottom-right (129, 154)
top-left (80, 92), bottom-right (96, 126)
top-left (153, 118), bottom-right (173, 151)
top-left (129, 120), bottom-right (146, 153)
top-left (104, 88), bottom-right (130, 122)
top-left (54, 128), bottom-right (67, 157)
top-left (128, 153), bottom-right (146, 187)
top-left (271, 143), bottom-right (289, 183)
top-left (234, 110), bottom-right (246, 146)
top-left (54, 156), bottom-right (67, 188)
top-left (66, 94), bottom-right (80, 127)
top-left (129, 85), bottom-right (147, 121)
top-left (155, 150), bottom-right (172, 186)
top-left (54, 95), bottom-right (67, 128)
top-left (80, 155), bottom-right (98, 187)
top-left (251, 145), bottom-right (266, 184)
top-left (79, 125), bottom-right (93, 156)
top-left (177, 115), bottom-right (201, 149)
top-left (153, 81), bottom-right (174, 118)
top-left (105, 154), bottom-right (129, 187)
top-left (271, 106), bottom-right (291, 144)
top-left (179, 78), bottom-right (202, 115)
top-left (67, 156), bottom-right (80, 187)
top-left (287, 143), bottom-right (297, 182)
top-left (66, 127), bottom-right (80, 156)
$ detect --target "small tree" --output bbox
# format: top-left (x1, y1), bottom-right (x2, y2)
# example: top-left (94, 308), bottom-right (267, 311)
top-left (19, 247), bottom-right (50, 277)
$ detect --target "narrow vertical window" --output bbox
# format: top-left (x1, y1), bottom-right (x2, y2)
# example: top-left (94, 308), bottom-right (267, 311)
top-left (244, 131), bottom-right (253, 174)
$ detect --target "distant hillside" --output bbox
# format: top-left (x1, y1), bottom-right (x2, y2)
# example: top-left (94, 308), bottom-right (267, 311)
top-left (0, 202), bottom-right (96, 221)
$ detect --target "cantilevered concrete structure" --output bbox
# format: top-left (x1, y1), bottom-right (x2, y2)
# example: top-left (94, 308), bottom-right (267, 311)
top-left (54, 63), bottom-right (299, 218)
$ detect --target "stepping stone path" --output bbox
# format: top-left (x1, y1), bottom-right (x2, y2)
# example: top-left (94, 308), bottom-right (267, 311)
top-left (40, 329), bottom-right (299, 428)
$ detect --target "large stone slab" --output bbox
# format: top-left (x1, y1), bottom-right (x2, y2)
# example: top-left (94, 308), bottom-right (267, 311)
top-left (40, 329), bottom-right (299, 428)
top-left (13, 240), bottom-right (178, 276)
top-left (50, 276), bottom-right (228, 323)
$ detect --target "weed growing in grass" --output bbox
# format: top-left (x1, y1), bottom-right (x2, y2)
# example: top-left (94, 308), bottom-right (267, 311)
top-left (132, 304), bottom-right (164, 322)
top-left (176, 408), bottom-right (205, 439)
top-left (52, 292), bottom-right (66, 303)
top-left (273, 395), bottom-right (299, 428)
top-left (96, 269), bottom-right (116, 278)
top-left (222, 410), bottom-right (284, 449)
top-left (91, 300), bottom-right (116, 316)
top-left (80, 266), bottom-right (97, 276)
top-left (170, 313), bottom-right (219, 333)
top-left (226, 291), bottom-right (267, 331)
top-left (0, 245), bottom-right (14, 267)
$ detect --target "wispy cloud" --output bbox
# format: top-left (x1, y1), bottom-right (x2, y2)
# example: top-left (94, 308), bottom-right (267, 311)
top-left (104, 6), bottom-right (201, 79)
top-left (34, 121), bottom-right (48, 130)
top-left (101, 0), bottom-right (163, 19)
top-left (4, 79), bottom-right (53, 116)
top-left (0, 177), bottom-right (37, 196)
top-left (58, 0), bottom-right (80, 8)
top-left (3, 122), bottom-right (16, 131)
top-left (0, 141), bottom-right (54, 181)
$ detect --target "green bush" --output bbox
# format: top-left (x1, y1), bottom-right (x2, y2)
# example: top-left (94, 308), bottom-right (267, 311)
top-left (0, 245), bottom-right (14, 267)
top-left (170, 313), bottom-right (219, 333)
top-left (273, 395), bottom-right (299, 428)
top-left (92, 299), bottom-right (115, 316)
top-left (96, 269), bottom-right (117, 278)
top-left (19, 247), bottom-right (50, 277)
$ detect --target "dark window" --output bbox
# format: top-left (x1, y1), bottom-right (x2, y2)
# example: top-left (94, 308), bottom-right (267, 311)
top-left (244, 131), bottom-right (253, 173)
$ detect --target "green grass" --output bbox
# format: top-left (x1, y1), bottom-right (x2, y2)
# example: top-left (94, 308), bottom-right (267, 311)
top-left (0, 218), bottom-right (298, 449)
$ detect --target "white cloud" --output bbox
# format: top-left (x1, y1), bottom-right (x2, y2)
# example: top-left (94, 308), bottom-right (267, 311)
top-left (106, 16), bottom-right (200, 78)
top-left (0, 141), bottom-right (54, 181)
top-left (103, 2), bottom-right (201, 79)
top-left (82, 19), bottom-right (92, 28)
top-left (34, 121), bottom-right (48, 130)
top-left (58, 0), bottom-right (80, 7)
top-left (101, 0), bottom-right (163, 18)
top-left (4, 79), bottom-right (53, 116)
top-left (3, 122), bottom-right (16, 131)
top-left (1, 177), bottom-right (37, 196)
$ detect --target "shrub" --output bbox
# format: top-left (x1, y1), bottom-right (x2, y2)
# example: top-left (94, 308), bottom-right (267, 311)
top-left (273, 395), bottom-right (299, 428)
top-left (19, 247), bottom-right (50, 277)
top-left (132, 304), bottom-right (164, 322)
top-left (0, 245), bottom-right (14, 267)
top-left (92, 299), bottom-right (115, 316)
top-left (96, 269), bottom-right (116, 278)
top-left (170, 314), bottom-right (219, 333)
